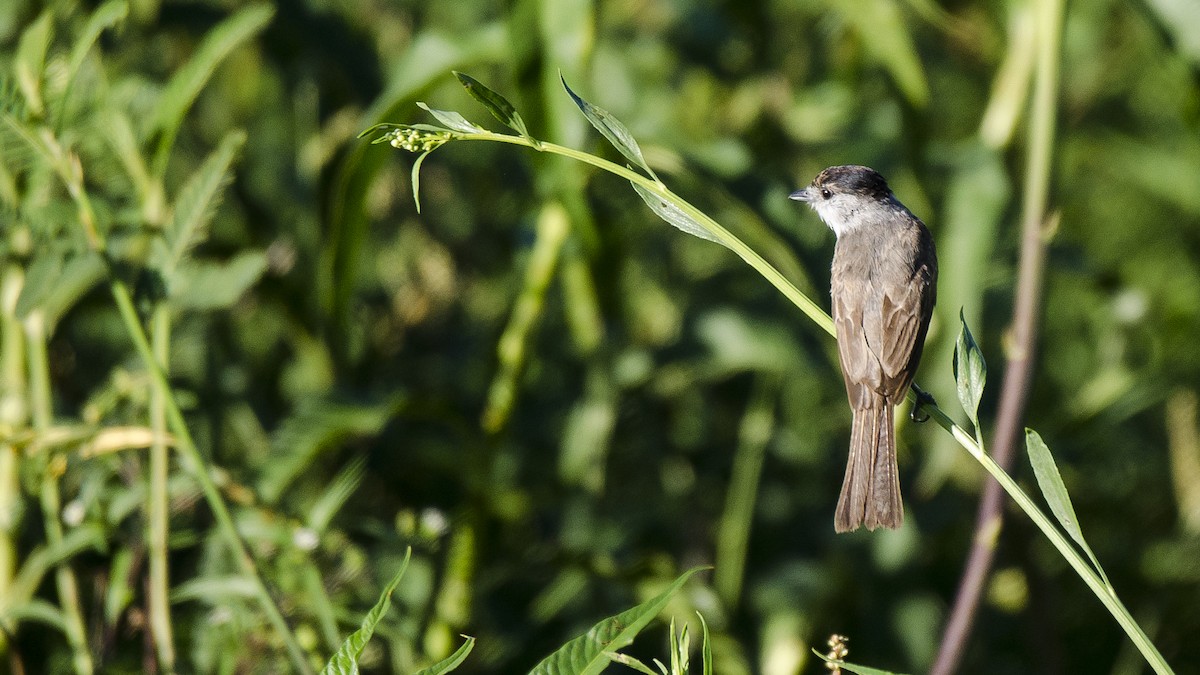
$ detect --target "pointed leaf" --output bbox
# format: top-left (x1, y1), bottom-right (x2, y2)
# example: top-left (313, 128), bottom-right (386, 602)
top-left (453, 71), bottom-right (533, 141)
top-left (1025, 429), bottom-right (1111, 586)
top-left (412, 635), bottom-right (475, 675)
top-left (164, 130), bottom-right (246, 272)
top-left (67, 0), bottom-right (129, 83)
top-left (152, 4), bottom-right (274, 138)
top-left (527, 566), bottom-right (706, 675)
top-left (417, 102), bottom-right (483, 133)
top-left (631, 182), bottom-right (725, 247)
top-left (411, 149), bottom-right (434, 213)
top-left (953, 309), bottom-right (987, 427)
top-left (560, 75), bottom-right (657, 181)
top-left (320, 550), bottom-right (411, 675)
top-left (698, 612), bottom-right (712, 675)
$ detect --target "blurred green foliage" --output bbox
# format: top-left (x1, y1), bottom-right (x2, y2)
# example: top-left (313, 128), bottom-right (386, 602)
top-left (1, 0), bottom-right (1198, 673)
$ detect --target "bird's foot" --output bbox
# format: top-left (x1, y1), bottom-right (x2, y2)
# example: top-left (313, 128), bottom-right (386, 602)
top-left (910, 385), bottom-right (936, 423)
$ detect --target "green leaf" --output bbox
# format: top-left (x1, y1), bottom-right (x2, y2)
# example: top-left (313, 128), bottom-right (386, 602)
top-left (412, 636), bottom-right (476, 675)
top-left (452, 71), bottom-right (533, 141)
top-left (560, 74), bottom-right (658, 182)
top-left (320, 550), bottom-right (411, 675)
top-left (152, 4), bottom-right (274, 139)
top-left (631, 182), bottom-right (725, 247)
top-left (953, 309), bottom-right (987, 427)
top-left (169, 250), bottom-right (267, 310)
top-left (416, 102), bottom-right (483, 133)
top-left (411, 149), bottom-right (434, 213)
top-left (15, 11), bottom-right (53, 116)
top-left (1025, 429), bottom-right (1111, 586)
top-left (527, 566), bottom-right (706, 675)
top-left (603, 652), bottom-right (660, 675)
top-left (164, 130), bottom-right (247, 273)
top-left (697, 613), bottom-right (712, 675)
top-left (15, 250), bottom-right (64, 317)
top-left (67, 0), bottom-right (129, 84)
top-left (812, 651), bottom-right (910, 675)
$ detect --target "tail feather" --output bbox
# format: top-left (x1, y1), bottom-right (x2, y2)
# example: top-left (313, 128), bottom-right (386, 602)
top-left (834, 401), bottom-right (903, 532)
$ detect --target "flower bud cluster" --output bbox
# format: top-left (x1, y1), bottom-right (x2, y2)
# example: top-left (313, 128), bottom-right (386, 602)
top-left (388, 128), bottom-right (451, 153)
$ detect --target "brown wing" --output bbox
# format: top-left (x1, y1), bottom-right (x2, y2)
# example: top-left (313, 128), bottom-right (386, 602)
top-left (877, 257), bottom-right (936, 400)
top-left (832, 278), bottom-right (883, 411)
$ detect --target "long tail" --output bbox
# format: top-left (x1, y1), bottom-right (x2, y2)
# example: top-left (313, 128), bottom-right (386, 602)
top-left (834, 401), bottom-right (902, 532)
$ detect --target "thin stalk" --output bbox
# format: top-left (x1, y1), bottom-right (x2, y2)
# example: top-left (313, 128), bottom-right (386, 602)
top-left (107, 281), bottom-right (314, 675)
top-left (449, 132), bottom-right (836, 338)
top-left (26, 312), bottom-right (94, 674)
top-left (0, 267), bottom-right (27, 657)
top-left (932, 0), bottom-right (1064, 670)
top-left (147, 306), bottom-right (176, 673)
top-left (715, 376), bottom-right (778, 608)
top-left (920, 405), bottom-right (1172, 674)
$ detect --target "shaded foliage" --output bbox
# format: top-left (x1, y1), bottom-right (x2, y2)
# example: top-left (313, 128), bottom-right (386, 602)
top-left (0, 0), bottom-right (1198, 673)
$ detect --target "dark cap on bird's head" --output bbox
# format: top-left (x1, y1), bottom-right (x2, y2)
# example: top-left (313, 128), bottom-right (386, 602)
top-left (788, 165), bottom-right (893, 204)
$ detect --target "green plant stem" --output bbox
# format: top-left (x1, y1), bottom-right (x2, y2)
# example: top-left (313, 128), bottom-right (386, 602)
top-left (449, 132), bottom-right (836, 338)
top-left (715, 376), bottom-right (778, 608)
top-left (0, 267), bottom-right (27, 658)
top-left (919, 405), bottom-right (1173, 674)
top-left (26, 312), bottom-right (94, 675)
top-left (106, 281), bottom-right (314, 675)
top-left (148, 306), bottom-right (177, 673)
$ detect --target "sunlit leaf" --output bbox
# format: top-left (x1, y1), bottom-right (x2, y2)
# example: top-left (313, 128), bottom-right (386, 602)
top-left (320, 550), bottom-right (411, 675)
top-left (526, 566), bottom-right (706, 675)
top-left (953, 309), bottom-right (987, 428)
top-left (1025, 429), bottom-right (1110, 586)
top-left (560, 74), bottom-right (658, 182)
top-left (631, 182), bottom-right (725, 247)
top-left (412, 636), bottom-right (476, 675)
top-left (412, 148), bottom-right (433, 213)
top-left (417, 102), bottom-right (483, 133)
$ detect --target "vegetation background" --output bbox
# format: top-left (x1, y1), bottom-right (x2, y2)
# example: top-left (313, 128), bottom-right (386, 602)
top-left (1, 0), bottom-right (1198, 673)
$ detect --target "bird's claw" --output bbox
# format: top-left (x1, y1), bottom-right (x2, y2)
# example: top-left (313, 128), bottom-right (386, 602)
top-left (910, 386), bottom-right (936, 423)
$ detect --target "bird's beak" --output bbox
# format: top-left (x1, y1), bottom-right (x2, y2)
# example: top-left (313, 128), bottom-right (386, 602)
top-left (789, 187), bottom-right (814, 202)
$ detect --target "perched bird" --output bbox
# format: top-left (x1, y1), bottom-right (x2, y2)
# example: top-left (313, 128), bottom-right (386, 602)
top-left (790, 165), bottom-right (937, 532)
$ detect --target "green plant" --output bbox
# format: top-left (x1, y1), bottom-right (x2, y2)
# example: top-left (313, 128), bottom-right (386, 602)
top-left (363, 70), bottom-right (1176, 675)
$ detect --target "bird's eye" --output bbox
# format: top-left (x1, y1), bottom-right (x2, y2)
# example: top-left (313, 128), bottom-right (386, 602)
top-left (820, 188), bottom-right (832, 199)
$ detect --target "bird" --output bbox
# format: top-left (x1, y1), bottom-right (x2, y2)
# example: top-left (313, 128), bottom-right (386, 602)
top-left (790, 165), bottom-right (937, 532)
